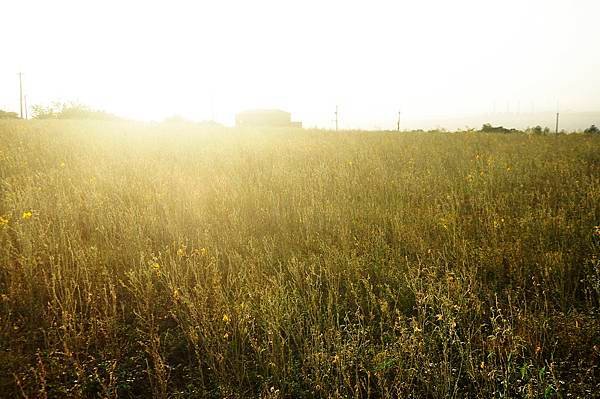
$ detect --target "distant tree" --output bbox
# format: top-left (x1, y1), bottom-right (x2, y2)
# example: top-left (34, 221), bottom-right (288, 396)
top-left (531, 125), bottom-right (544, 135)
top-left (584, 124), bottom-right (599, 134)
top-left (481, 123), bottom-right (493, 132)
top-left (31, 103), bottom-right (59, 119)
top-left (32, 102), bottom-right (119, 120)
top-left (0, 109), bottom-right (19, 119)
top-left (481, 123), bottom-right (519, 134)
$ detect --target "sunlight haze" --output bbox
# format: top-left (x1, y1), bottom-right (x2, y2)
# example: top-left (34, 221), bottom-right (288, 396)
top-left (1, 0), bottom-right (598, 128)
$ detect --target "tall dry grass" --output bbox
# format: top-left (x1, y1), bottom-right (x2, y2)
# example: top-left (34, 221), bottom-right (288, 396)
top-left (0, 120), bottom-right (599, 398)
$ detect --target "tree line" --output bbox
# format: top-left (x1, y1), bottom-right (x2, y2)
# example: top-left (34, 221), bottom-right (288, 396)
top-left (0, 102), bottom-right (120, 120)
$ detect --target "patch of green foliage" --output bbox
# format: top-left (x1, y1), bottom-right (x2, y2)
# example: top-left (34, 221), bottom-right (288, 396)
top-left (481, 123), bottom-right (521, 134)
top-left (585, 125), bottom-right (599, 134)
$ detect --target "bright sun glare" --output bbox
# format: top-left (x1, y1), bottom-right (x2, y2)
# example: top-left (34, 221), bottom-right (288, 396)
top-left (1, 0), bottom-right (599, 128)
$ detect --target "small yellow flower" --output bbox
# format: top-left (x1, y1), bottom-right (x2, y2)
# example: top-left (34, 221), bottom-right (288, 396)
top-left (60, 162), bottom-right (66, 168)
top-left (222, 314), bottom-right (230, 323)
top-left (436, 314), bottom-right (443, 321)
top-left (151, 262), bottom-right (160, 271)
top-left (0, 216), bottom-right (8, 226)
top-left (380, 300), bottom-right (388, 314)
top-left (21, 211), bottom-right (33, 220)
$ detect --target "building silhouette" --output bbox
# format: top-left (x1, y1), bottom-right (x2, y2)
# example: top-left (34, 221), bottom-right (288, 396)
top-left (235, 109), bottom-right (302, 128)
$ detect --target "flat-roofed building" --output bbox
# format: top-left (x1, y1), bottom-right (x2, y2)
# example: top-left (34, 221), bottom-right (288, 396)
top-left (235, 109), bottom-right (302, 128)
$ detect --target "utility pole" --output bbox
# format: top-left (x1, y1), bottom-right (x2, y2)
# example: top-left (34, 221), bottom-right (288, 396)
top-left (555, 101), bottom-right (560, 134)
top-left (18, 72), bottom-right (24, 119)
top-left (24, 96), bottom-right (28, 119)
top-left (335, 105), bottom-right (338, 131)
top-left (397, 110), bottom-right (401, 132)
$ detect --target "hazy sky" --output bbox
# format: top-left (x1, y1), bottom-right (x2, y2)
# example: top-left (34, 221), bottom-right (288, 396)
top-left (1, 0), bottom-right (599, 128)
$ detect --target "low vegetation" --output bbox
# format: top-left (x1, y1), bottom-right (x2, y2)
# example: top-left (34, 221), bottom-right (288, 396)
top-left (31, 102), bottom-right (120, 121)
top-left (0, 120), bottom-right (599, 398)
top-left (0, 110), bottom-right (19, 119)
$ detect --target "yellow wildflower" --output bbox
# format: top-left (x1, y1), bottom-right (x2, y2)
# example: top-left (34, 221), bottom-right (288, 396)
top-left (222, 314), bottom-right (230, 323)
top-left (0, 216), bottom-right (8, 226)
top-left (151, 262), bottom-right (160, 271)
top-left (21, 211), bottom-right (33, 220)
top-left (192, 247), bottom-right (207, 257)
top-left (380, 300), bottom-right (389, 314)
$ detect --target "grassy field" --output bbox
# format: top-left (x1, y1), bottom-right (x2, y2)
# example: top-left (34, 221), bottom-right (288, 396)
top-left (0, 120), bottom-right (599, 398)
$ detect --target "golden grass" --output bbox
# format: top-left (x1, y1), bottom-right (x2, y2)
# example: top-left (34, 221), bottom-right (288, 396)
top-left (0, 120), bottom-right (599, 398)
